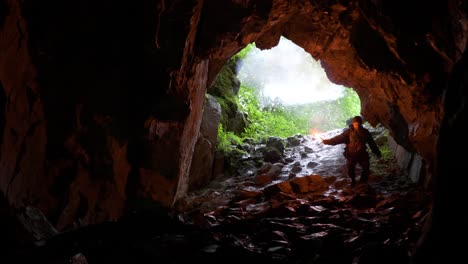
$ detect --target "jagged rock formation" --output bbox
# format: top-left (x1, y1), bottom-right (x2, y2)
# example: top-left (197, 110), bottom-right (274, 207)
top-left (0, 0), bottom-right (467, 262)
top-left (188, 94), bottom-right (221, 192)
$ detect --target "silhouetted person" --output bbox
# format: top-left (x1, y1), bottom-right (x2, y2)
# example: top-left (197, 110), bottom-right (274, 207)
top-left (321, 116), bottom-right (381, 186)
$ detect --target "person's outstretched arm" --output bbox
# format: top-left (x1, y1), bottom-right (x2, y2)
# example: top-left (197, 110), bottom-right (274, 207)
top-left (322, 129), bottom-right (349, 145)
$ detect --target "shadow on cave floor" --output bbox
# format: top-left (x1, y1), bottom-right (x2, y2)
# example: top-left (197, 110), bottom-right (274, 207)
top-left (6, 128), bottom-right (431, 264)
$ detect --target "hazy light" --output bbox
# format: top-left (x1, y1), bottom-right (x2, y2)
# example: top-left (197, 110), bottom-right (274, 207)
top-left (237, 37), bottom-right (345, 105)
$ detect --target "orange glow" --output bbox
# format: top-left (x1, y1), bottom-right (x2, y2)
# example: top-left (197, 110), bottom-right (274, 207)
top-left (309, 128), bottom-right (323, 140)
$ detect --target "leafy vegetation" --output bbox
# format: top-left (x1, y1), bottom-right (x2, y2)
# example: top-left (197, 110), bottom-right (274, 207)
top-left (287, 88), bottom-right (361, 132)
top-left (214, 43), bottom-right (362, 151)
top-left (216, 124), bottom-right (243, 153)
top-left (233, 43), bottom-right (256, 61)
top-left (378, 131), bottom-right (394, 160)
top-left (238, 84), bottom-right (304, 141)
top-left (235, 83), bottom-right (361, 142)
top-left (380, 144), bottom-right (394, 160)
top-left (210, 62), bottom-right (239, 129)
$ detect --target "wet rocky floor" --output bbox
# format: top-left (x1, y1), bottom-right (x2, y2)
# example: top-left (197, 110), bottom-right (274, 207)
top-left (6, 131), bottom-right (431, 264)
top-left (173, 132), bottom-right (431, 263)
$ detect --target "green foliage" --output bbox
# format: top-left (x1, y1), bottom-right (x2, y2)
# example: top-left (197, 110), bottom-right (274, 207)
top-left (234, 43), bottom-right (256, 60)
top-left (210, 44), bottom-right (259, 132)
top-left (216, 124), bottom-right (243, 152)
top-left (216, 83), bottom-right (361, 152)
top-left (287, 88), bottom-right (361, 131)
top-left (369, 131), bottom-right (393, 161)
top-left (379, 143), bottom-right (394, 160)
top-left (227, 43), bottom-right (257, 75)
top-left (211, 68), bottom-right (237, 96)
top-left (216, 96), bottom-right (238, 129)
top-left (239, 85), bottom-right (305, 141)
top-left (210, 60), bottom-right (239, 128)
top-left (236, 84), bottom-right (362, 141)
top-left (334, 88), bottom-right (361, 125)
top-left (214, 42), bottom-right (362, 153)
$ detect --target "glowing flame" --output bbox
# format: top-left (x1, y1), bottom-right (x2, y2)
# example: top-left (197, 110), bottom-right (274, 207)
top-left (309, 128), bottom-right (323, 140)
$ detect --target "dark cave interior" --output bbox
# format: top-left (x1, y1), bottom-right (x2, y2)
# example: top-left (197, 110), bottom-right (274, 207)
top-left (0, 0), bottom-right (467, 263)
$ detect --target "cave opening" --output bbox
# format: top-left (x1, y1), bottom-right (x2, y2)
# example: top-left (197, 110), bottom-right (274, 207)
top-left (180, 37), bottom-right (428, 264)
top-left (1, 0), bottom-right (466, 263)
top-left (209, 36), bottom-right (366, 148)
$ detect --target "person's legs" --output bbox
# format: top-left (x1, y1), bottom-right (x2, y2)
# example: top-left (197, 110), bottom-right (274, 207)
top-left (359, 157), bottom-right (370, 183)
top-left (347, 158), bottom-right (357, 185)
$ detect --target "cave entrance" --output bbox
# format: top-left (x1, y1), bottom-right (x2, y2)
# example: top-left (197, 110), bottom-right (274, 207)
top-left (182, 36), bottom-right (428, 263)
top-left (210, 36), bottom-right (366, 148)
top-left (206, 36), bottom-right (395, 182)
top-left (180, 34), bottom-right (432, 263)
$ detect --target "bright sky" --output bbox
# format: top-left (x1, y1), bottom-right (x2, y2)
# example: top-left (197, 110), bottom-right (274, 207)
top-left (237, 37), bottom-right (345, 105)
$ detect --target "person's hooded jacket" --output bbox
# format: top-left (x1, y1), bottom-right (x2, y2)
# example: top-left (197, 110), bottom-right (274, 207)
top-left (323, 124), bottom-right (381, 159)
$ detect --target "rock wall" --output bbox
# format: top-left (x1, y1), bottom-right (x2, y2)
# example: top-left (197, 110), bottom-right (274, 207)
top-left (0, 0), bottom-right (207, 229)
top-left (0, 1), bottom-right (467, 243)
top-left (188, 94), bottom-right (221, 192)
top-left (388, 136), bottom-right (425, 184)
